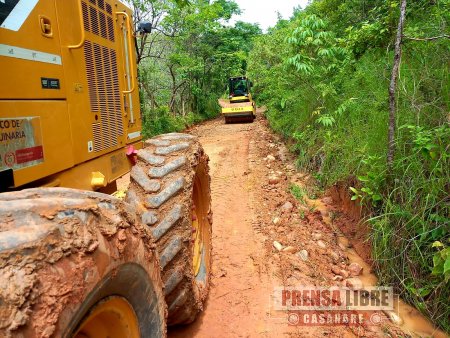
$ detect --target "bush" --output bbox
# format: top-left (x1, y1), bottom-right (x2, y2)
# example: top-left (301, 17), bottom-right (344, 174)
top-left (141, 104), bottom-right (220, 139)
top-left (368, 124), bottom-right (449, 327)
top-left (142, 106), bottom-right (185, 138)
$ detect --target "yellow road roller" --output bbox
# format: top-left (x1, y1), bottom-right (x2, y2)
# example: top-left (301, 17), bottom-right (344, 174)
top-left (221, 76), bottom-right (256, 123)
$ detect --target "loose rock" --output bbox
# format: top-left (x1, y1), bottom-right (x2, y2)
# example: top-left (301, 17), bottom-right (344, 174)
top-left (272, 217), bottom-right (281, 225)
top-left (266, 154), bottom-right (276, 162)
top-left (348, 262), bottom-right (363, 276)
top-left (273, 241), bottom-right (283, 251)
top-left (317, 240), bottom-right (327, 249)
top-left (312, 232), bottom-right (322, 240)
top-left (280, 201), bottom-right (294, 213)
top-left (282, 246), bottom-right (297, 253)
top-left (331, 265), bottom-right (341, 275)
top-left (286, 164), bottom-right (295, 171)
top-left (345, 277), bottom-right (363, 290)
top-left (329, 251), bottom-right (340, 263)
top-left (268, 176), bottom-right (280, 185)
top-left (296, 250), bottom-right (309, 261)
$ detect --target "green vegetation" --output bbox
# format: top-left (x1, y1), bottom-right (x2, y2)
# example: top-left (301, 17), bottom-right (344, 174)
top-left (127, 0), bottom-right (261, 137)
top-left (247, 0), bottom-right (449, 330)
top-left (289, 184), bottom-right (307, 205)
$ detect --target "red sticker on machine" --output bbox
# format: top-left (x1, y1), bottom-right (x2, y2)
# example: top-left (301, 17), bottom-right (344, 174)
top-left (15, 146), bottom-right (44, 164)
top-left (0, 117), bottom-right (44, 172)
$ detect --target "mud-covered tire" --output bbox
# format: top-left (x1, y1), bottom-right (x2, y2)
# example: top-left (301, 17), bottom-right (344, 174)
top-left (0, 188), bottom-right (166, 337)
top-left (126, 133), bottom-right (212, 326)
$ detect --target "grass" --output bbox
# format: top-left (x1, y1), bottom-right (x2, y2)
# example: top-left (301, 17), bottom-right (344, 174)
top-left (289, 184), bottom-right (307, 205)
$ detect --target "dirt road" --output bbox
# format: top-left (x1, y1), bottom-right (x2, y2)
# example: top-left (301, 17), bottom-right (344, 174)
top-left (165, 110), bottom-right (446, 337)
top-left (165, 112), bottom-right (376, 338)
top-left (169, 111), bottom-right (294, 337)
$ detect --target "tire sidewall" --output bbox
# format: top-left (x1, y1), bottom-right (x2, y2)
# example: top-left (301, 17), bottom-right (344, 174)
top-left (63, 263), bottom-right (165, 338)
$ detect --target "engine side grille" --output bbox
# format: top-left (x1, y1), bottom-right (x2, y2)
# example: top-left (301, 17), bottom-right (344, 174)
top-left (83, 41), bottom-right (98, 113)
top-left (110, 49), bottom-right (123, 136)
top-left (92, 123), bottom-right (102, 152)
top-left (82, 2), bottom-right (89, 32)
top-left (89, 6), bottom-right (99, 35)
top-left (82, 0), bottom-right (115, 42)
top-left (107, 16), bottom-right (115, 42)
top-left (99, 12), bottom-right (107, 39)
top-left (82, 0), bottom-right (123, 153)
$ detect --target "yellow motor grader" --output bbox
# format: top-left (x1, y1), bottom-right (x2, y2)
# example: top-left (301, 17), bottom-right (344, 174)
top-left (221, 76), bottom-right (256, 123)
top-left (0, 0), bottom-right (211, 336)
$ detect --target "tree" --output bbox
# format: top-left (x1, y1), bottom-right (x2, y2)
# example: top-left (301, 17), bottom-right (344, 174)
top-left (129, 0), bottom-right (260, 125)
top-left (387, 0), bottom-right (407, 173)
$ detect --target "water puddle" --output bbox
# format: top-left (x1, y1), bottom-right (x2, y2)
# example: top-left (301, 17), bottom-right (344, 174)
top-left (306, 195), bottom-right (447, 338)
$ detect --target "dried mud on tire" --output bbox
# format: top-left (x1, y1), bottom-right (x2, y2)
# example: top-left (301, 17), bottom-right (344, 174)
top-left (126, 133), bottom-right (212, 326)
top-left (0, 188), bottom-right (166, 337)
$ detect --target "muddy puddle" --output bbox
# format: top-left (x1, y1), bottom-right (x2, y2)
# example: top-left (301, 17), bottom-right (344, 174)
top-left (301, 187), bottom-right (448, 338)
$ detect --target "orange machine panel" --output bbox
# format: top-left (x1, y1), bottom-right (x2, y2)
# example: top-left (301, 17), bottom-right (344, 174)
top-left (55, 0), bottom-right (142, 166)
top-left (0, 0), bottom-right (142, 190)
top-left (0, 0), bottom-right (66, 99)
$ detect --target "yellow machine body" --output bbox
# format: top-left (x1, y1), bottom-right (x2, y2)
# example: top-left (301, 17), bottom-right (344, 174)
top-left (230, 95), bottom-right (250, 103)
top-left (221, 76), bottom-right (256, 121)
top-left (0, 0), bottom-right (142, 191)
top-left (221, 103), bottom-right (255, 115)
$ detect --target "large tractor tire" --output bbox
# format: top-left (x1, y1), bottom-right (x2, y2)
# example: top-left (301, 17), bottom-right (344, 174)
top-left (0, 188), bottom-right (166, 337)
top-left (126, 133), bottom-right (212, 326)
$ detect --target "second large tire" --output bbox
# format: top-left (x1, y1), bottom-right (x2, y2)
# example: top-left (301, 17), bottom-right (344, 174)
top-left (0, 188), bottom-right (166, 337)
top-left (126, 133), bottom-right (212, 325)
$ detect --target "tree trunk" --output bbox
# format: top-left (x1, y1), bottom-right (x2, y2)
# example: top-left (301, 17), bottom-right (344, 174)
top-left (169, 65), bottom-right (177, 116)
top-left (387, 0), bottom-right (407, 174)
